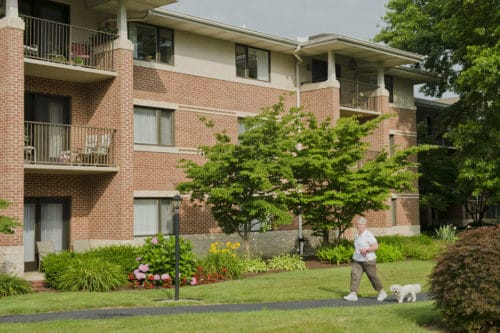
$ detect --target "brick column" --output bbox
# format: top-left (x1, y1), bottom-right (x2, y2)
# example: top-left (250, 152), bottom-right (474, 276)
top-left (87, 39), bottom-right (134, 242)
top-left (0, 17), bottom-right (25, 275)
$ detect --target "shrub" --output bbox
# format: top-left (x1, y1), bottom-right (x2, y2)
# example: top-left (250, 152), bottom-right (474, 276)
top-left (240, 256), bottom-right (268, 273)
top-left (41, 251), bottom-right (79, 289)
top-left (201, 241), bottom-right (245, 280)
top-left (429, 227), bottom-right (499, 332)
top-left (83, 245), bottom-right (138, 275)
top-left (57, 257), bottom-right (125, 292)
top-left (434, 224), bottom-right (458, 242)
top-left (133, 234), bottom-right (198, 287)
top-left (0, 273), bottom-right (32, 297)
top-left (315, 244), bottom-right (353, 265)
top-left (267, 254), bottom-right (307, 271)
top-left (375, 243), bottom-right (404, 263)
top-left (378, 235), bottom-right (445, 260)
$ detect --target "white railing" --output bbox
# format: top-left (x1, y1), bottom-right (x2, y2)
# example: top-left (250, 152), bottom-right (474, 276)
top-left (24, 122), bottom-right (116, 167)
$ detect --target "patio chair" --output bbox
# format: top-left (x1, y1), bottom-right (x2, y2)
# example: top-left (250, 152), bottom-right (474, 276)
top-left (36, 240), bottom-right (54, 266)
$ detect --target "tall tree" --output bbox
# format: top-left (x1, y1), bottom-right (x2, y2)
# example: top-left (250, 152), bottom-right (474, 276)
top-left (375, 0), bottom-right (500, 223)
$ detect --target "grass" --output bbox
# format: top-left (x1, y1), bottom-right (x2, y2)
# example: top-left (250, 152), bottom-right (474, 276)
top-left (0, 261), bottom-right (441, 332)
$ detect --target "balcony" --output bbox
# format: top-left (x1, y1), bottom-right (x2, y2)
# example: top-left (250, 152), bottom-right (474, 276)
top-left (23, 16), bottom-right (119, 83)
top-left (339, 79), bottom-right (379, 114)
top-left (24, 121), bottom-right (118, 174)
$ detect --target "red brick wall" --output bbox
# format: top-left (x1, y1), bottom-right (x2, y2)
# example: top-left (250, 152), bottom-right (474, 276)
top-left (133, 67), bottom-right (294, 112)
top-left (301, 87), bottom-right (340, 122)
top-left (0, 25), bottom-right (24, 246)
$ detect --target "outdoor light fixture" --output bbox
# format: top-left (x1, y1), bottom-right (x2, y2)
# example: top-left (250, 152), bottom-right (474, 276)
top-left (172, 194), bottom-right (182, 301)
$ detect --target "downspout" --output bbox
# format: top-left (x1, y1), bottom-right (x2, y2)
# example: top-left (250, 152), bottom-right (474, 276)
top-left (292, 45), bottom-right (304, 256)
top-left (293, 45), bottom-right (303, 108)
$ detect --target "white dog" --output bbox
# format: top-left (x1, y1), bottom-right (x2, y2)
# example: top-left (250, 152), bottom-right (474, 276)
top-left (390, 284), bottom-right (421, 303)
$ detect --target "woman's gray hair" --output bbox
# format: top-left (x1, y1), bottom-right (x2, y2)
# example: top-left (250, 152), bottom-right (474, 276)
top-left (357, 217), bottom-right (367, 225)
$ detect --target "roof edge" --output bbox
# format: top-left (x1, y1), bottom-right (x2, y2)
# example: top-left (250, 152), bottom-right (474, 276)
top-left (150, 9), bottom-right (298, 48)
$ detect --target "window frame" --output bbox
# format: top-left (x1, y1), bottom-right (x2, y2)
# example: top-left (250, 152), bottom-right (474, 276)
top-left (133, 106), bottom-right (175, 146)
top-left (133, 198), bottom-right (175, 237)
top-left (129, 22), bottom-right (174, 65)
top-left (235, 44), bottom-right (270, 82)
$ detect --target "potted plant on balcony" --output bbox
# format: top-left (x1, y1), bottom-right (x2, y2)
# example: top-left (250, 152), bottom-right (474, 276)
top-left (72, 56), bottom-right (84, 66)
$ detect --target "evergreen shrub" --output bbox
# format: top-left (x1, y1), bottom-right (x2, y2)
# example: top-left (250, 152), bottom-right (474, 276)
top-left (41, 251), bottom-right (79, 289)
top-left (375, 243), bottom-right (404, 263)
top-left (267, 254), bottom-right (307, 271)
top-left (429, 227), bottom-right (499, 332)
top-left (315, 244), bottom-right (353, 265)
top-left (83, 245), bottom-right (138, 274)
top-left (57, 257), bottom-right (125, 292)
top-left (0, 273), bottom-right (32, 297)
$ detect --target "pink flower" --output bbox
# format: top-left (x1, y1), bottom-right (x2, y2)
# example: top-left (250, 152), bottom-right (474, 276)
top-left (190, 277), bottom-right (197, 286)
top-left (154, 274), bottom-right (161, 281)
top-left (161, 273), bottom-right (170, 280)
top-left (134, 271), bottom-right (146, 280)
top-left (151, 237), bottom-right (158, 245)
top-left (139, 264), bottom-right (149, 272)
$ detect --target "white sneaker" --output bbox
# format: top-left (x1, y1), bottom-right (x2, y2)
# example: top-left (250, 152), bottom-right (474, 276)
top-left (377, 290), bottom-right (388, 301)
top-left (343, 292), bottom-right (358, 301)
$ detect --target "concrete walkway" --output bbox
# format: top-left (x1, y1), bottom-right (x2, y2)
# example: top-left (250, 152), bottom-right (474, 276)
top-left (0, 294), bottom-right (430, 323)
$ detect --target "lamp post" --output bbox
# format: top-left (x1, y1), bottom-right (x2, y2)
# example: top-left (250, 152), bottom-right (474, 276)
top-left (172, 194), bottom-right (182, 301)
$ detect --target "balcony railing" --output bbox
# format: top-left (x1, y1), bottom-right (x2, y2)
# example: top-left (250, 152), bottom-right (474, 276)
top-left (339, 79), bottom-right (379, 112)
top-left (22, 15), bottom-right (118, 71)
top-left (24, 122), bottom-right (116, 167)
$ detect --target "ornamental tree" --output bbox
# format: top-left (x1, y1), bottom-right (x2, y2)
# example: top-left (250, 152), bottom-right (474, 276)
top-left (177, 99), bottom-right (297, 256)
top-left (288, 114), bottom-right (432, 245)
top-left (178, 98), bottom-right (432, 251)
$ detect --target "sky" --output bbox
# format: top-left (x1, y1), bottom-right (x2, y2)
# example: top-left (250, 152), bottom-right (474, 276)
top-left (166, 0), bottom-right (389, 42)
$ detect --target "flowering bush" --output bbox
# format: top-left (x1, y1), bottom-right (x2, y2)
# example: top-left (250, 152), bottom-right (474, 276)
top-left (128, 234), bottom-right (198, 289)
top-left (201, 241), bottom-right (245, 280)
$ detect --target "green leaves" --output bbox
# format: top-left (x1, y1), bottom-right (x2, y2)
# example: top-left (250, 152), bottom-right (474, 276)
top-left (0, 199), bottom-right (20, 235)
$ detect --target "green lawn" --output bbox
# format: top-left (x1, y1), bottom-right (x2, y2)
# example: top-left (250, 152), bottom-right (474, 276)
top-left (0, 261), bottom-right (441, 332)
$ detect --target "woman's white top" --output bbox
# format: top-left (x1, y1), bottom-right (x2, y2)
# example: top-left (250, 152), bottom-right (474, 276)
top-left (353, 230), bottom-right (377, 262)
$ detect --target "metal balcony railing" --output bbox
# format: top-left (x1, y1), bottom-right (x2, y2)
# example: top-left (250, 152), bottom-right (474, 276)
top-left (22, 15), bottom-right (118, 71)
top-left (24, 121), bottom-right (116, 167)
top-left (339, 79), bottom-right (379, 111)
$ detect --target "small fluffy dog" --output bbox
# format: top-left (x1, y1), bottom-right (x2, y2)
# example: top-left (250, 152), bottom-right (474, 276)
top-left (390, 284), bottom-right (421, 303)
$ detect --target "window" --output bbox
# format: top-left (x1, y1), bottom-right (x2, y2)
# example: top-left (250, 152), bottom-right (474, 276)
top-left (384, 75), bottom-right (394, 103)
top-left (236, 44), bottom-right (270, 81)
top-left (134, 106), bottom-right (174, 145)
top-left (129, 22), bottom-right (173, 64)
top-left (134, 199), bottom-right (175, 236)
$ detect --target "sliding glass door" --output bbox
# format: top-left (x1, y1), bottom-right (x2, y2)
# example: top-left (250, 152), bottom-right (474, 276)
top-left (24, 198), bottom-right (70, 271)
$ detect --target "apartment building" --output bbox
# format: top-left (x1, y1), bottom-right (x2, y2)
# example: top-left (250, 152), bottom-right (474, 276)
top-left (0, 0), bottom-right (435, 276)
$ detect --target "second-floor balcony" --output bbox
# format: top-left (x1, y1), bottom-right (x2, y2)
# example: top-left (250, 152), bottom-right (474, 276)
top-left (23, 15), bottom-right (119, 82)
top-left (339, 78), bottom-right (379, 112)
top-left (24, 121), bottom-right (117, 173)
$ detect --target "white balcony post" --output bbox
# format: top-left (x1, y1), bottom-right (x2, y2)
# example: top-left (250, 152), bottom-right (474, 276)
top-left (117, 0), bottom-right (128, 40)
top-left (5, 0), bottom-right (18, 17)
top-left (328, 51), bottom-right (336, 81)
top-left (375, 63), bottom-right (389, 96)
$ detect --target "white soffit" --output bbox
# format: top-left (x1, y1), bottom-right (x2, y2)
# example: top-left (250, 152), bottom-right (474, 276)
top-left (86, 0), bottom-right (177, 15)
top-left (148, 9), bottom-right (298, 54)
